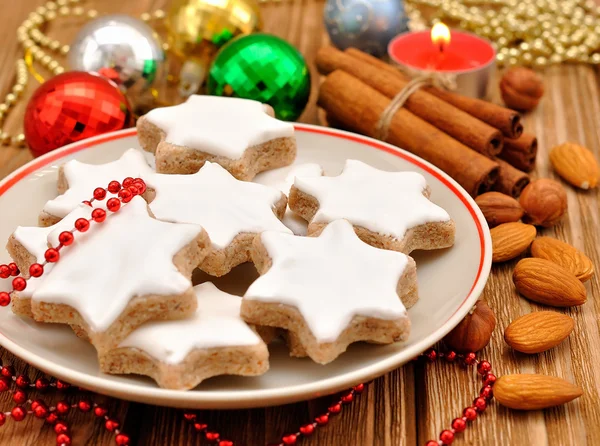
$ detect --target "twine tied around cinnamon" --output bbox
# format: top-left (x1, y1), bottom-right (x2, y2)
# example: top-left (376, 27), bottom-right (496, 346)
top-left (374, 71), bottom-right (457, 141)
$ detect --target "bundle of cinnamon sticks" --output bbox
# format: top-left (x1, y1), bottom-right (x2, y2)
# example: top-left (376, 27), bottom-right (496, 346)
top-left (316, 46), bottom-right (538, 198)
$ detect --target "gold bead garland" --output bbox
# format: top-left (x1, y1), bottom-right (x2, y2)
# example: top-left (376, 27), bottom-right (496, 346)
top-left (405, 0), bottom-right (600, 67)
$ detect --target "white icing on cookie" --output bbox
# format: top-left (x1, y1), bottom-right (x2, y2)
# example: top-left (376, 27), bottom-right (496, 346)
top-left (17, 274), bottom-right (44, 299)
top-left (13, 205), bottom-right (93, 301)
top-left (244, 219), bottom-right (410, 342)
top-left (144, 95), bottom-right (294, 159)
top-left (294, 160), bottom-right (451, 241)
top-left (271, 164), bottom-right (323, 235)
top-left (43, 149), bottom-right (155, 219)
top-left (118, 282), bottom-right (262, 364)
top-left (33, 197), bottom-right (202, 332)
top-left (13, 205), bottom-right (93, 264)
top-left (149, 161), bottom-right (291, 249)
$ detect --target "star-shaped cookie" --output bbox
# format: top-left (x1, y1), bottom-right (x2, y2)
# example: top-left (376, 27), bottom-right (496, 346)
top-left (40, 149), bottom-right (155, 226)
top-left (147, 161), bottom-right (292, 276)
top-left (242, 219), bottom-right (416, 364)
top-left (7, 204), bottom-right (92, 318)
top-left (137, 95), bottom-right (297, 180)
top-left (31, 196), bottom-right (209, 354)
top-left (100, 282), bottom-right (269, 390)
top-left (289, 159), bottom-right (455, 254)
top-left (256, 163), bottom-right (323, 235)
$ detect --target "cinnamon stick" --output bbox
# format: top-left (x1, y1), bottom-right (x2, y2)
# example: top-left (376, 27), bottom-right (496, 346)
top-left (499, 133), bottom-right (538, 172)
top-left (345, 47), bottom-right (524, 139)
top-left (316, 46), bottom-right (503, 157)
top-left (426, 89), bottom-right (524, 139)
top-left (493, 158), bottom-right (530, 197)
top-left (318, 70), bottom-right (499, 197)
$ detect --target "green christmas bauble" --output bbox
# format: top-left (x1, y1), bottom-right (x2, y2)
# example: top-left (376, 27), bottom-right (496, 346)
top-left (207, 33), bottom-right (311, 121)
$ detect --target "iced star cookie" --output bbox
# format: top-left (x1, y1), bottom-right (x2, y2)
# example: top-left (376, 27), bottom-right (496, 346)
top-left (147, 161), bottom-right (291, 276)
top-left (31, 197), bottom-right (209, 354)
top-left (6, 205), bottom-right (93, 317)
top-left (289, 160), bottom-right (455, 254)
top-left (259, 163), bottom-right (323, 235)
top-left (242, 219), bottom-right (416, 364)
top-left (40, 149), bottom-right (155, 226)
top-left (137, 95), bottom-right (296, 180)
top-left (100, 282), bottom-right (269, 390)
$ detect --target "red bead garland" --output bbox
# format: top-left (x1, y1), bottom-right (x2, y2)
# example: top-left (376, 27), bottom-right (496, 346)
top-left (0, 363), bottom-right (131, 446)
top-left (420, 350), bottom-right (496, 445)
top-left (178, 350), bottom-right (492, 446)
top-left (0, 177), bottom-right (145, 308)
top-left (183, 382), bottom-right (367, 446)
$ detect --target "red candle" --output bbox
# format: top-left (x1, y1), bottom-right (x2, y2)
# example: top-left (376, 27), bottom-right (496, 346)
top-left (388, 26), bottom-right (495, 73)
top-left (387, 23), bottom-right (496, 98)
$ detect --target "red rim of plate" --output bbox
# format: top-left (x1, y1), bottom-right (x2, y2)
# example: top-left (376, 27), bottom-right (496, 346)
top-left (0, 125), bottom-right (491, 409)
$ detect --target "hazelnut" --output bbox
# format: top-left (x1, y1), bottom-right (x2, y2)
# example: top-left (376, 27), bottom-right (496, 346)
top-left (443, 300), bottom-right (496, 353)
top-left (500, 67), bottom-right (544, 111)
top-left (519, 179), bottom-right (567, 227)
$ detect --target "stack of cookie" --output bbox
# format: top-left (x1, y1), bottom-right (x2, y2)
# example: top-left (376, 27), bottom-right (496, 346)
top-left (6, 96), bottom-right (455, 390)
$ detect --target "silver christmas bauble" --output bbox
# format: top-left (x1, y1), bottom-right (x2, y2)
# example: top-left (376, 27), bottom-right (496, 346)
top-left (324, 0), bottom-right (409, 57)
top-left (68, 15), bottom-right (165, 96)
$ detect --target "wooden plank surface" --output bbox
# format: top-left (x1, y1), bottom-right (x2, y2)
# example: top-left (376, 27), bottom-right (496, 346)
top-left (0, 1), bottom-right (599, 445)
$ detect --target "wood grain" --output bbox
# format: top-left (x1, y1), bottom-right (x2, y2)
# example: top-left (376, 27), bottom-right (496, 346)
top-left (1, 1), bottom-right (600, 445)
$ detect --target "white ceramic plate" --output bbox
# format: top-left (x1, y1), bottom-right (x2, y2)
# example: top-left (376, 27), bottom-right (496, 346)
top-left (0, 125), bottom-right (491, 409)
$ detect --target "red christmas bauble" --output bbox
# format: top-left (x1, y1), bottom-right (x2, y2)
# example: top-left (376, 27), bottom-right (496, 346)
top-left (24, 72), bottom-right (133, 157)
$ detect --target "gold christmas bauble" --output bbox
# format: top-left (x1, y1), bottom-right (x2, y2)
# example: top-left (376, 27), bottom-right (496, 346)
top-left (166, 0), bottom-right (262, 95)
top-left (166, 0), bottom-right (261, 58)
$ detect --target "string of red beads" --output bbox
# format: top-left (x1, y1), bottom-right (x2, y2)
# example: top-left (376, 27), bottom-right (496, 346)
top-left (182, 350), bottom-right (492, 446)
top-left (181, 383), bottom-right (365, 446)
top-left (421, 350), bottom-right (495, 446)
top-left (0, 359), bottom-right (129, 445)
top-left (0, 177), bottom-right (146, 308)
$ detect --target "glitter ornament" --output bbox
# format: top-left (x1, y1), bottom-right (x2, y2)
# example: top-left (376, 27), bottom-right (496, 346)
top-left (23, 72), bottom-right (133, 157)
top-left (166, 0), bottom-right (262, 96)
top-left (324, 0), bottom-right (409, 57)
top-left (68, 15), bottom-right (165, 96)
top-left (208, 34), bottom-right (310, 121)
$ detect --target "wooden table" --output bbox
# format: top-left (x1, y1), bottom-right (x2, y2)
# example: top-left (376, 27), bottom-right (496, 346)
top-left (1, 1), bottom-right (599, 444)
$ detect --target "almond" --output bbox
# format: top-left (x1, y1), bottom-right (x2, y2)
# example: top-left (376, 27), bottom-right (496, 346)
top-left (494, 374), bottom-right (583, 410)
top-left (531, 237), bottom-right (594, 282)
top-left (550, 142), bottom-right (600, 190)
top-left (513, 258), bottom-right (587, 307)
top-left (475, 192), bottom-right (524, 227)
top-left (504, 312), bottom-right (574, 353)
top-left (491, 222), bottom-right (536, 262)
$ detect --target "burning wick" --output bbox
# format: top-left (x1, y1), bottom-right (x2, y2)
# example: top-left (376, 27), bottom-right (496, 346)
top-left (431, 22), bottom-right (451, 54)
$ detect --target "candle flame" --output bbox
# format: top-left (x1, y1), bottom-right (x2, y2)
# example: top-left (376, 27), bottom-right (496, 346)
top-left (431, 22), bottom-right (451, 51)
